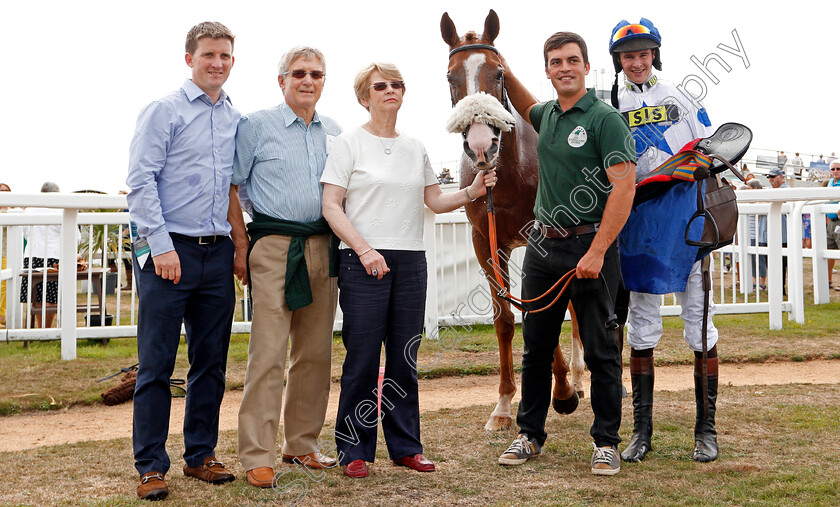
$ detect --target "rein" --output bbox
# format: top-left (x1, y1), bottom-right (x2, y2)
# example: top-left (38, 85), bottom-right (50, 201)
top-left (486, 186), bottom-right (576, 314)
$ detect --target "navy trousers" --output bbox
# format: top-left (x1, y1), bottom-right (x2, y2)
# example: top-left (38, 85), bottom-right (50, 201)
top-left (334, 249), bottom-right (426, 465)
top-left (133, 235), bottom-right (235, 475)
top-left (516, 230), bottom-right (623, 448)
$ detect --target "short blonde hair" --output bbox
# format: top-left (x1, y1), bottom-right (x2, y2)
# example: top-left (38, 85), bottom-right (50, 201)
top-left (185, 21), bottom-right (235, 55)
top-left (353, 62), bottom-right (405, 110)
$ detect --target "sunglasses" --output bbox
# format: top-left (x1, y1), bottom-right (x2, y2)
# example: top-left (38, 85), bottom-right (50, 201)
top-left (370, 81), bottom-right (405, 91)
top-left (284, 70), bottom-right (325, 79)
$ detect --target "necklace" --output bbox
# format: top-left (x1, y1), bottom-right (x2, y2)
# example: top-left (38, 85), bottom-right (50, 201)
top-left (377, 134), bottom-right (397, 155)
top-left (368, 123), bottom-right (398, 155)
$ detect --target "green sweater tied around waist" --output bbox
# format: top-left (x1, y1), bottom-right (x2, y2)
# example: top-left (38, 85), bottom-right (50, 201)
top-left (246, 210), bottom-right (339, 311)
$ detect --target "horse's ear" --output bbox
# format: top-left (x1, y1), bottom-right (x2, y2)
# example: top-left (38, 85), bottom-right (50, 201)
top-left (484, 9), bottom-right (500, 44)
top-left (441, 12), bottom-right (459, 47)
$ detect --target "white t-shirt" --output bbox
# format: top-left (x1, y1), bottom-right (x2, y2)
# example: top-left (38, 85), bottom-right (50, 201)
top-left (321, 126), bottom-right (438, 251)
top-left (22, 207), bottom-right (75, 259)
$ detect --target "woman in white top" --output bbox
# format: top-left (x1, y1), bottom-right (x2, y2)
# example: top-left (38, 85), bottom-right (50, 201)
top-left (321, 62), bottom-right (495, 479)
top-left (20, 182), bottom-right (67, 328)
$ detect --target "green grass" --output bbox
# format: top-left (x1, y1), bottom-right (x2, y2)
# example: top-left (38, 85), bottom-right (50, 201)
top-left (2, 302), bottom-right (840, 415)
top-left (1, 383), bottom-right (838, 506)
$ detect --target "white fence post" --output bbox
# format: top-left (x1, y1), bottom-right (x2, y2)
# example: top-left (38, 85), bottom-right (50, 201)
top-left (788, 201), bottom-right (805, 323)
top-left (812, 206), bottom-right (830, 304)
top-left (765, 202), bottom-right (783, 330)
top-left (60, 208), bottom-right (79, 360)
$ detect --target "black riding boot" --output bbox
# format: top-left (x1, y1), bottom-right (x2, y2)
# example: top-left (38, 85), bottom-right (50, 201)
top-left (621, 354), bottom-right (654, 462)
top-left (693, 356), bottom-right (719, 462)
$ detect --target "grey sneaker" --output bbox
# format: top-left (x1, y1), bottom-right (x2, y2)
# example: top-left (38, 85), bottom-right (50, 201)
top-left (591, 444), bottom-right (620, 476)
top-left (498, 434), bottom-right (542, 465)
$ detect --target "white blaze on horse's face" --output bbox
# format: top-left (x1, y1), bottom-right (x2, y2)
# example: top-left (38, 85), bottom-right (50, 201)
top-left (465, 122), bottom-right (500, 170)
top-left (463, 53), bottom-right (486, 96)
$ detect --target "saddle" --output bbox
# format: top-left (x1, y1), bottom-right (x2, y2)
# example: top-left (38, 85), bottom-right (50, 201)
top-left (620, 123), bottom-right (751, 294)
top-left (635, 122), bottom-right (751, 256)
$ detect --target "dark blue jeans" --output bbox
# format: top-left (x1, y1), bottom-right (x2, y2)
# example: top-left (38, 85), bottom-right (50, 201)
top-left (516, 230), bottom-right (623, 448)
top-left (334, 249), bottom-right (426, 464)
top-left (132, 235), bottom-right (235, 475)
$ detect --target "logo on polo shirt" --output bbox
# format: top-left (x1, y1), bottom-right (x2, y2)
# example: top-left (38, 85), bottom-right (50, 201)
top-left (568, 126), bottom-right (587, 148)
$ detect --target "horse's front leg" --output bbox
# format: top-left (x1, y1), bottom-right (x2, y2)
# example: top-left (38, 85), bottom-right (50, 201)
top-left (551, 304), bottom-right (582, 414)
top-left (568, 305), bottom-right (586, 399)
top-left (472, 231), bottom-right (516, 431)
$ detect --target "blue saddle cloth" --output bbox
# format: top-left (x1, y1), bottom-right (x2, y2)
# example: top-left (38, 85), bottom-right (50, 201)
top-left (619, 180), bottom-right (706, 294)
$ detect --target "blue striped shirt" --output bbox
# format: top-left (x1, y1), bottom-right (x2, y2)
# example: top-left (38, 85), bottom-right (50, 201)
top-left (127, 79), bottom-right (240, 256)
top-left (232, 103), bottom-right (341, 222)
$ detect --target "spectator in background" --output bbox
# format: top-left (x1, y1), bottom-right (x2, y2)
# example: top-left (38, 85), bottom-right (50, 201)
top-left (826, 160), bottom-right (840, 290)
top-left (438, 168), bottom-right (455, 184)
top-left (757, 168), bottom-right (789, 295)
top-left (0, 183), bottom-right (10, 327)
top-left (778, 151), bottom-right (788, 170)
top-left (743, 167), bottom-right (754, 183)
top-left (747, 178), bottom-right (764, 290)
top-left (19, 182), bottom-right (80, 328)
top-left (791, 152), bottom-right (804, 178)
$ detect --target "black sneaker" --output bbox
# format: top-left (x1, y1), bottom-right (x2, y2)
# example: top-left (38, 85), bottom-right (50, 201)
top-left (498, 434), bottom-right (541, 465)
top-left (591, 444), bottom-right (620, 476)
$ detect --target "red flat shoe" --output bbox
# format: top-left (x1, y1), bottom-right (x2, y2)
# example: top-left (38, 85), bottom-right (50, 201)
top-left (344, 459), bottom-right (369, 478)
top-left (393, 454), bottom-right (435, 472)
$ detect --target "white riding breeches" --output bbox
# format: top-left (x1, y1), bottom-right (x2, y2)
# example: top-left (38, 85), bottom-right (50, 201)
top-left (627, 260), bottom-right (719, 352)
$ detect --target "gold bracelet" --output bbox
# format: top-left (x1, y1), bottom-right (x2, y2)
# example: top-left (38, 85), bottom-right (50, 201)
top-left (358, 247), bottom-right (373, 257)
top-left (464, 188), bottom-right (478, 202)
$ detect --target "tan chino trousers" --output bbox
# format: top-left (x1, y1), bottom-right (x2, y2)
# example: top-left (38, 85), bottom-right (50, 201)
top-left (238, 234), bottom-right (337, 472)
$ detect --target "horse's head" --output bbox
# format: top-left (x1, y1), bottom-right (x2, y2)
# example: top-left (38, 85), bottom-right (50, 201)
top-left (441, 9), bottom-right (509, 171)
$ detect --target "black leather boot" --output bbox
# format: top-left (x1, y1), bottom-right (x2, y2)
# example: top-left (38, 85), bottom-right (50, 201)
top-left (621, 355), bottom-right (654, 462)
top-left (693, 356), bottom-right (719, 462)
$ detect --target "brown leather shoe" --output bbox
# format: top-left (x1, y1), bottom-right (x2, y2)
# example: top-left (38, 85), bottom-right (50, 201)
top-left (183, 456), bottom-right (235, 484)
top-left (137, 471), bottom-right (168, 501)
top-left (246, 466), bottom-right (275, 488)
top-left (282, 451), bottom-right (337, 469)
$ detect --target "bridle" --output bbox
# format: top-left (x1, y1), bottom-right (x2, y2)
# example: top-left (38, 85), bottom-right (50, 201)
top-left (447, 43), bottom-right (574, 315)
top-left (447, 43), bottom-right (510, 111)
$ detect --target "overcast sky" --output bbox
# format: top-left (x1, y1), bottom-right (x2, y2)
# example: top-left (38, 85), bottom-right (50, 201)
top-left (2, 0), bottom-right (836, 193)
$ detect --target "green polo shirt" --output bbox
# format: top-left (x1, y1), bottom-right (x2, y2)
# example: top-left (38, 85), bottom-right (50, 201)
top-left (530, 88), bottom-right (635, 228)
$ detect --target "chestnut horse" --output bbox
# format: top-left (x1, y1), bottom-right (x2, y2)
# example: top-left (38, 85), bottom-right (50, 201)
top-left (441, 10), bottom-right (584, 431)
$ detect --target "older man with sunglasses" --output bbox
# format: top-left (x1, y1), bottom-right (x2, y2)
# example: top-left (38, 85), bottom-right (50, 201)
top-left (230, 46), bottom-right (341, 488)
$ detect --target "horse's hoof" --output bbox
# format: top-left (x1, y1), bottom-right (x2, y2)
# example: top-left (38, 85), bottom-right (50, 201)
top-left (552, 392), bottom-right (579, 414)
top-left (484, 415), bottom-right (513, 432)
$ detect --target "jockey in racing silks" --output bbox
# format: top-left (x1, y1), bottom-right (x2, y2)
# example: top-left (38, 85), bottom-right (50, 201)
top-left (609, 17), bottom-right (720, 463)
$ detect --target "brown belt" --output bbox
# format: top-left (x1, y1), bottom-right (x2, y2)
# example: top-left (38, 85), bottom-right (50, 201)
top-left (534, 221), bottom-right (599, 239)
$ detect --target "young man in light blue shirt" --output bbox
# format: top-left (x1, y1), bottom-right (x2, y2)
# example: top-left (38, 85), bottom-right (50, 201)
top-left (126, 21), bottom-right (244, 501)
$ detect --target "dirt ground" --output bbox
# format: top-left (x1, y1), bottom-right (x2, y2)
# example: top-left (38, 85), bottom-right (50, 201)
top-left (2, 359), bottom-right (839, 453)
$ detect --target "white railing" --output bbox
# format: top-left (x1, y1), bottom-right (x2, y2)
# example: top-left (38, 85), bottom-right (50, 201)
top-left (3, 187), bottom-right (840, 359)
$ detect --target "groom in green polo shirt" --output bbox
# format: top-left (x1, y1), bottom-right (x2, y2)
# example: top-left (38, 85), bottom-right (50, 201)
top-left (496, 31), bottom-right (636, 476)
